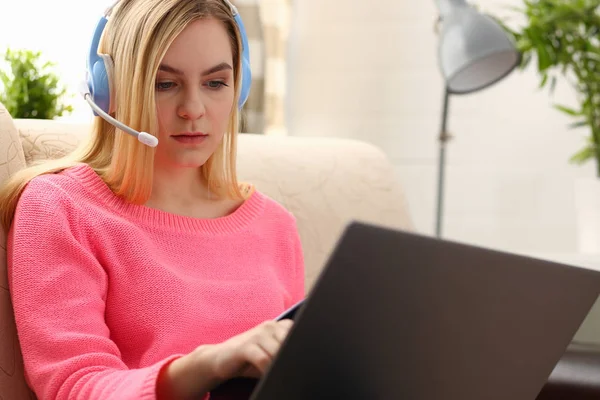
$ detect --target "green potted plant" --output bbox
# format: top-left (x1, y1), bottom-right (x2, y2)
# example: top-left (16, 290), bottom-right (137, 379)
top-left (498, 0), bottom-right (600, 253)
top-left (0, 48), bottom-right (73, 119)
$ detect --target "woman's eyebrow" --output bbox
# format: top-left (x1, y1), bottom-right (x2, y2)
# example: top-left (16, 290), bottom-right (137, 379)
top-left (202, 62), bottom-right (233, 75)
top-left (157, 62), bottom-right (233, 77)
top-left (158, 63), bottom-right (184, 75)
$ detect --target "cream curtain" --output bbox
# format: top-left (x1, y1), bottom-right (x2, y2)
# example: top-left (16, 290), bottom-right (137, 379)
top-left (234, 0), bottom-right (291, 136)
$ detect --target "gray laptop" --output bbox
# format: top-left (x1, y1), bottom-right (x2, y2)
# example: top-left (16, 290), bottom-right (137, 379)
top-left (223, 221), bottom-right (600, 399)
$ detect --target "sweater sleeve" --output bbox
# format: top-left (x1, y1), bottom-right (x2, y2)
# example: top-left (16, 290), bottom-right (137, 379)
top-left (7, 177), bottom-right (182, 400)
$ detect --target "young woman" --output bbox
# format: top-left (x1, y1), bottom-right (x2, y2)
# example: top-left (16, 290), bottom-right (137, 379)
top-left (0, 0), bottom-right (304, 399)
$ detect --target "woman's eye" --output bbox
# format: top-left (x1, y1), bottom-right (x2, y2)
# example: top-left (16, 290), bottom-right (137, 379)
top-left (207, 80), bottom-right (229, 89)
top-left (156, 81), bottom-right (175, 91)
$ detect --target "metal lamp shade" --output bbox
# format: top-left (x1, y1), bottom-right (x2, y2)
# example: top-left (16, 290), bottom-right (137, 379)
top-left (438, 6), bottom-right (521, 94)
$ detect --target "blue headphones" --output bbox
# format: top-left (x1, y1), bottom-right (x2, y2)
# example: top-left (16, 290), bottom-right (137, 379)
top-left (86, 0), bottom-right (252, 117)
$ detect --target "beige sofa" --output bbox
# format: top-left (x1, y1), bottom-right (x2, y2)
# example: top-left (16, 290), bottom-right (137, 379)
top-left (0, 102), bottom-right (414, 398)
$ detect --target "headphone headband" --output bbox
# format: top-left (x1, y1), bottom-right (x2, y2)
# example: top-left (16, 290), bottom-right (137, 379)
top-left (105, 0), bottom-right (239, 19)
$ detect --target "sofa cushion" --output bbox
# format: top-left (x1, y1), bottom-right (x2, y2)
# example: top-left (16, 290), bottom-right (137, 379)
top-left (236, 134), bottom-right (414, 289)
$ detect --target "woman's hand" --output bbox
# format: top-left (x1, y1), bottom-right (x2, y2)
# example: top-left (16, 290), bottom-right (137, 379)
top-left (209, 319), bottom-right (294, 380)
top-left (157, 319), bottom-right (294, 399)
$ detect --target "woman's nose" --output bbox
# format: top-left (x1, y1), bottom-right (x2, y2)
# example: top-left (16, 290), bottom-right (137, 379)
top-left (177, 90), bottom-right (206, 120)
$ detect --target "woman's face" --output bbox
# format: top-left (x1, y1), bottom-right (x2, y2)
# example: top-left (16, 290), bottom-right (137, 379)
top-left (154, 17), bottom-right (235, 169)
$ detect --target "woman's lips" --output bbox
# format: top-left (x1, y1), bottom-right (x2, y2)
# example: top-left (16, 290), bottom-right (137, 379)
top-left (171, 132), bottom-right (208, 145)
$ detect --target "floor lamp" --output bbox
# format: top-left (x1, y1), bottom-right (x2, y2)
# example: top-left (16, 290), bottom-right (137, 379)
top-left (434, 0), bottom-right (521, 237)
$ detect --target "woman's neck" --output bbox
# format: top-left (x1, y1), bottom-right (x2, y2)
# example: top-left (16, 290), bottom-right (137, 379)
top-left (147, 165), bottom-right (211, 208)
top-left (145, 164), bottom-right (243, 219)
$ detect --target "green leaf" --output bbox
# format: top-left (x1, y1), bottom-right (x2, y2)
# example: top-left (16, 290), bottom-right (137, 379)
top-left (520, 51), bottom-right (533, 69)
top-left (540, 45), bottom-right (555, 70)
top-left (550, 76), bottom-right (557, 93)
top-left (569, 120), bottom-right (589, 129)
top-left (553, 104), bottom-right (582, 116)
top-left (570, 145), bottom-right (595, 165)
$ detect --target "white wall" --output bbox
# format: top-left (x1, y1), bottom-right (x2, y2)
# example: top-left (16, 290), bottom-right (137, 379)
top-left (286, 0), bottom-right (596, 256)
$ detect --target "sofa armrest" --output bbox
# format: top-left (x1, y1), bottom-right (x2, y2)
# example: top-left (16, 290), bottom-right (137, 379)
top-left (13, 119), bottom-right (89, 166)
top-left (537, 342), bottom-right (600, 400)
top-left (0, 105), bottom-right (27, 186)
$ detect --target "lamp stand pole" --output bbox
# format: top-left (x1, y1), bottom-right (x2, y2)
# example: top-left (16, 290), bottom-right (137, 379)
top-left (435, 87), bottom-right (451, 238)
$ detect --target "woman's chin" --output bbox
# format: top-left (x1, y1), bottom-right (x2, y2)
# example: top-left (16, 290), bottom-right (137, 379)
top-left (176, 159), bottom-right (209, 168)
top-left (155, 156), bottom-right (210, 169)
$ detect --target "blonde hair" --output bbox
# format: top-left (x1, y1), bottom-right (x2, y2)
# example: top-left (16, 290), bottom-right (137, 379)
top-left (0, 0), bottom-right (245, 233)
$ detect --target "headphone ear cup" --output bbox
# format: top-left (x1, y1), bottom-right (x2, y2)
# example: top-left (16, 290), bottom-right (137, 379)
top-left (90, 55), bottom-right (112, 115)
top-left (100, 54), bottom-right (115, 114)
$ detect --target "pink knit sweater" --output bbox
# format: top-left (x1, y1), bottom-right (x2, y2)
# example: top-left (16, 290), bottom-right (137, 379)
top-left (7, 163), bottom-right (305, 400)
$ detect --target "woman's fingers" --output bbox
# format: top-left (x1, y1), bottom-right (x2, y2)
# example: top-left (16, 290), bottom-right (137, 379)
top-left (243, 342), bottom-right (274, 374)
top-left (209, 318), bottom-right (296, 382)
top-left (245, 320), bottom-right (294, 373)
top-left (274, 319), bottom-right (293, 342)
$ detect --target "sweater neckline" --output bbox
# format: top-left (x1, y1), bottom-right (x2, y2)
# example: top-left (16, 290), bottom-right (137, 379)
top-left (63, 163), bottom-right (266, 235)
